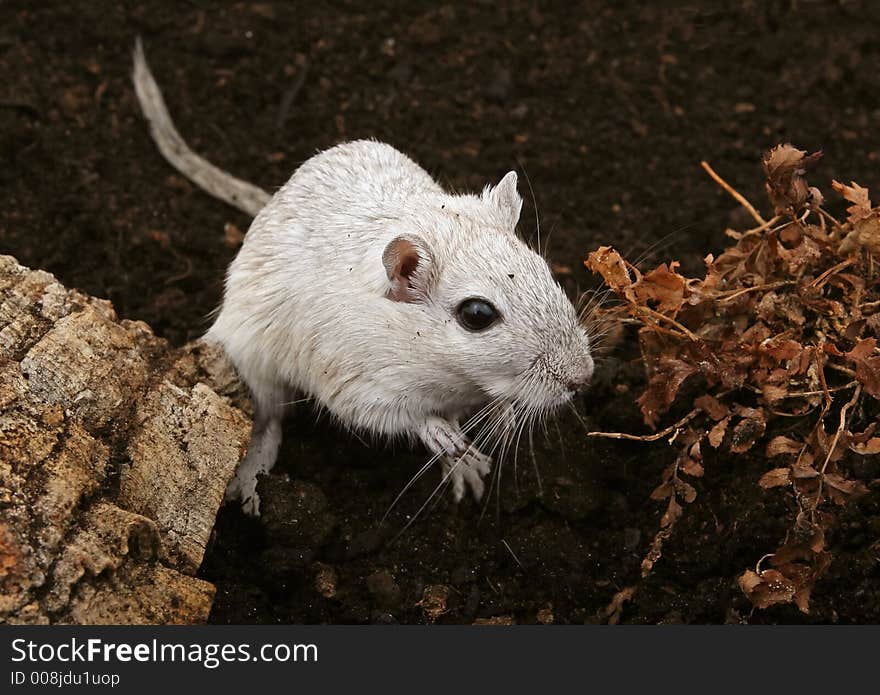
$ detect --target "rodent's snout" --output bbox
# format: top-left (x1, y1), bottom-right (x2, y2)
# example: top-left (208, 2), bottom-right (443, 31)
top-left (565, 354), bottom-right (595, 394)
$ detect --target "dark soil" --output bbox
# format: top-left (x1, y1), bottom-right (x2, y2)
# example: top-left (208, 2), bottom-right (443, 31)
top-left (3, 1), bottom-right (879, 624)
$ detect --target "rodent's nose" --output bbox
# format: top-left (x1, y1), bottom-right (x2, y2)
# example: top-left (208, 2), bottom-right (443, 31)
top-left (566, 356), bottom-right (595, 394)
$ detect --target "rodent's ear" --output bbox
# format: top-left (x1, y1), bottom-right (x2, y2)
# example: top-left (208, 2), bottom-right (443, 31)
top-left (382, 235), bottom-right (435, 303)
top-left (485, 171), bottom-right (523, 231)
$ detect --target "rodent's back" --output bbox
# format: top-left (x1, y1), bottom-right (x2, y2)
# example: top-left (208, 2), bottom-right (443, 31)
top-left (207, 140), bottom-right (447, 425)
top-left (233, 140), bottom-right (441, 280)
top-left (289, 140), bottom-right (442, 207)
top-left (261, 140), bottom-right (441, 237)
top-left (230, 139), bottom-right (440, 285)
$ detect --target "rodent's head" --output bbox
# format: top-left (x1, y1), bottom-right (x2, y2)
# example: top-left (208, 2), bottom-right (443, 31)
top-left (382, 171), bottom-right (594, 416)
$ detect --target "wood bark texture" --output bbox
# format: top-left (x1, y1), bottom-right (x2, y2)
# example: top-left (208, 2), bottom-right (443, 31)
top-left (0, 255), bottom-right (251, 624)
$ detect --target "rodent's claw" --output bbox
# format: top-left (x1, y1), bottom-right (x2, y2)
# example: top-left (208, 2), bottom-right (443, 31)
top-left (444, 449), bottom-right (492, 503)
top-left (225, 414), bottom-right (281, 518)
top-left (225, 472), bottom-right (261, 517)
top-left (419, 416), bottom-right (493, 504)
top-left (240, 494), bottom-right (261, 517)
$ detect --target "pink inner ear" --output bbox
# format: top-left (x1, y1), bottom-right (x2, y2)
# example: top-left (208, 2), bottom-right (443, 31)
top-left (397, 244), bottom-right (420, 281)
top-left (383, 237), bottom-right (423, 302)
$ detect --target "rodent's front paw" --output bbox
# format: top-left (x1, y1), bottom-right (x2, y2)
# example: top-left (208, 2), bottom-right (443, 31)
top-left (444, 449), bottom-right (492, 503)
top-left (225, 472), bottom-right (261, 517)
top-left (240, 493), bottom-right (261, 517)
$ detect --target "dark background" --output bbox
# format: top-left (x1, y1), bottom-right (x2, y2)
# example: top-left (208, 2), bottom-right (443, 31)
top-left (2, 1), bottom-right (879, 623)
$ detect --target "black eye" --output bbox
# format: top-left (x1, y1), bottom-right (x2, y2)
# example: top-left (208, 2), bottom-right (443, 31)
top-left (456, 298), bottom-right (500, 331)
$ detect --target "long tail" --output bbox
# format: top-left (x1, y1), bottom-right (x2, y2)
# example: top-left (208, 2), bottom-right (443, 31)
top-left (132, 37), bottom-right (271, 217)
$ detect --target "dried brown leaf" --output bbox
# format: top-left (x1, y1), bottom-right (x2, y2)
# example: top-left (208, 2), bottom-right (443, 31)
top-left (650, 481), bottom-right (673, 501)
top-left (738, 569), bottom-right (797, 610)
top-left (823, 473), bottom-right (868, 502)
top-left (738, 569), bottom-right (763, 594)
top-left (845, 338), bottom-right (880, 399)
top-left (838, 214), bottom-right (880, 256)
top-left (660, 496), bottom-right (683, 527)
top-left (417, 584), bottom-right (450, 621)
top-left (602, 586), bottom-right (637, 626)
top-left (729, 412), bottom-right (767, 454)
top-left (694, 394), bottom-right (730, 421)
top-left (708, 415), bottom-right (731, 448)
top-left (850, 437), bottom-right (880, 455)
top-left (766, 436), bottom-right (803, 457)
top-left (791, 461), bottom-right (819, 479)
top-left (763, 144), bottom-right (823, 216)
top-left (761, 383), bottom-right (789, 404)
top-left (758, 467), bottom-right (791, 489)
top-left (635, 262), bottom-right (687, 314)
top-left (679, 458), bottom-right (704, 477)
top-left (772, 528), bottom-right (827, 564)
top-left (831, 180), bottom-right (872, 223)
top-left (585, 246), bottom-right (637, 304)
top-left (674, 478), bottom-right (698, 504)
top-left (760, 337), bottom-right (803, 363)
top-left (793, 587), bottom-right (812, 614)
top-left (638, 358), bottom-right (698, 428)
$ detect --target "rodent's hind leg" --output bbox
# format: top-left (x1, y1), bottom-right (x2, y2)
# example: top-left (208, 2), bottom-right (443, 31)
top-left (226, 385), bottom-right (286, 516)
top-left (417, 417), bottom-right (492, 503)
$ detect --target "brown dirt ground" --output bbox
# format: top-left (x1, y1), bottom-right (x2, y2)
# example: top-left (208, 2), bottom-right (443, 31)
top-left (2, 1), bottom-right (879, 624)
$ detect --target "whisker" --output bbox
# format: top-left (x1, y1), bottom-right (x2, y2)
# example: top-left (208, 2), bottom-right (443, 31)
top-left (566, 399), bottom-right (591, 435)
top-left (392, 456), bottom-right (466, 540)
top-left (382, 446), bottom-right (447, 525)
top-left (511, 402), bottom-right (533, 495)
top-left (501, 539), bottom-right (524, 569)
top-left (390, 396), bottom-right (510, 534)
top-left (516, 157), bottom-right (541, 256)
top-left (578, 286), bottom-right (614, 323)
top-left (277, 396), bottom-right (314, 407)
top-left (542, 222), bottom-right (557, 260)
top-left (478, 402), bottom-right (519, 523)
top-left (553, 418), bottom-right (566, 462)
top-left (624, 223), bottom-right (695, 270)
top-left (529, 423), bottom-right (544, 497)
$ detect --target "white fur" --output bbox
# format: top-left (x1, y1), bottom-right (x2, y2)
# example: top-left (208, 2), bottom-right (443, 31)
top-left (131, 43), bottom-right (593, 516)
top-left (206, 141), bottom-right (593, 514)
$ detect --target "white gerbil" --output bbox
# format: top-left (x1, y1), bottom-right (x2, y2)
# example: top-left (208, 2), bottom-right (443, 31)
top-left (133, 40), bottom-right (594, 516)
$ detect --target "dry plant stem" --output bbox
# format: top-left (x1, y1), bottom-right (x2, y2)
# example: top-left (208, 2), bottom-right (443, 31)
top-left (635, 317), bottom-right (694, 341)
top-left (785, 381), bottom-right (858, 399)
top-left (813, 383), bottom-right (862, 513)
top-left (700, 160), bottom-right (767, 226)
top-left (718, 281), bottom-right (795, 303)
top-left (749, 380), bottom-right (858, 399)
top-left (769, 408), bottom-right (814, 418)
top-left (755, 552), bottom-right (775, 574)
top-left (816, 206), bottom-right (844, 230)
top-left (827, 363), bottom-right (857, 378)
top-left (810, 257), bottom-right (857, 289)
top-left (770, 378), bottom-right (858, 415)
top-left (816, 350), bottom-right (832, 409)
top-left (741, 215), bottom-right (782, 237)
top-left (766, 212), bottom-right (810, 239)
top-left (638, 306), bottom-right (701, 341)
top-left (588, 408), bottom-right (700, 442)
